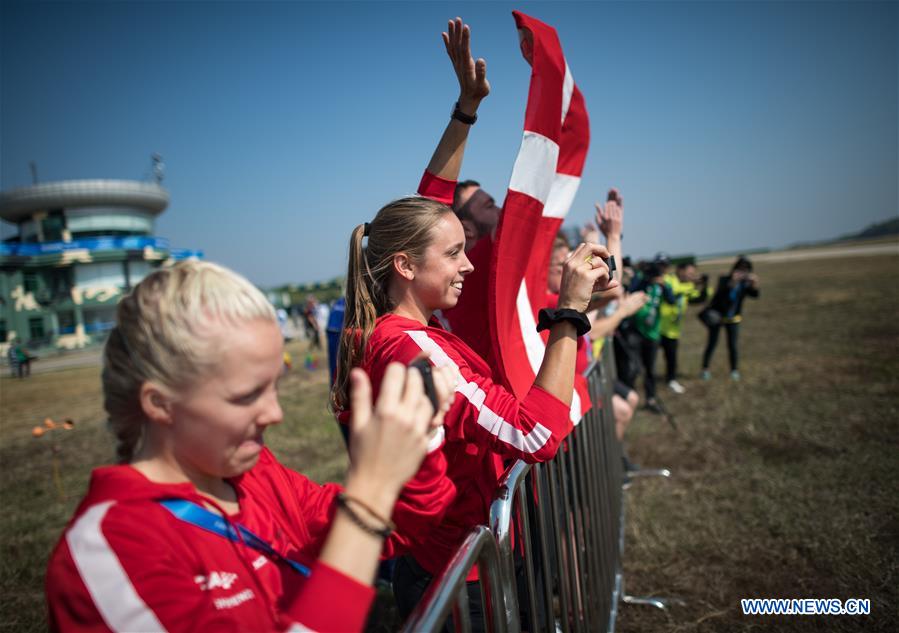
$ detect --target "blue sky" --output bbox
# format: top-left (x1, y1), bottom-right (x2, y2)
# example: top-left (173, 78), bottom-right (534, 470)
top-left (2, 1), bottom-right (896, 286)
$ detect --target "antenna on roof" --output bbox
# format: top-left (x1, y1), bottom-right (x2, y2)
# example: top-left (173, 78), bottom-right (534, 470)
top-left (29, 161), bottom-right (39, 184)
top-left (151, 153), bottom-right (165, 183)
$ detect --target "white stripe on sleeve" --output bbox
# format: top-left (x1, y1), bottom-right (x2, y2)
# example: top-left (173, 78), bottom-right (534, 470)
top-left (543, 173), bottom-right (581, 219)
top-left (66, 501), bottom-right (167, 633)
top-left (404, 330), bottom-right (553, 455)
top-left (509, 131), bottom-right (560, 205)
top-left (561, 62), bottom-right (574, 124)
top-left (517, 280), bottom-right (582, 425)
top-left (570, 388), bottom-right (582, 426)
top-left (426, 425), bottom-right (446, 453)
top-left (516, 279), bottom-right (546, 375)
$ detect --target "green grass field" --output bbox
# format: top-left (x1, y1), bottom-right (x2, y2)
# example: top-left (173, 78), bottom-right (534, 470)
top-left (1, 252), bottom-right (896, 631)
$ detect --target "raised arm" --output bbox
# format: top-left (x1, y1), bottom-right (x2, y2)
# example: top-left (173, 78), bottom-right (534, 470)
top-left (596, 188), bottom-right (624, 284)
top-left (423, 17), bottom-right (490, 182)
top-left (535, 243), bottom-right (618, 405)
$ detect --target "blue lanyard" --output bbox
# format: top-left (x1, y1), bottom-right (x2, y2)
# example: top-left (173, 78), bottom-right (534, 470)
top-left (159, 499), bottom-right (311, 577)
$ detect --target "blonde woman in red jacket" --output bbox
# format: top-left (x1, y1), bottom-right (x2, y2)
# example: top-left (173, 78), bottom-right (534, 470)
top-left (46, 260), bottom-right (454, 633)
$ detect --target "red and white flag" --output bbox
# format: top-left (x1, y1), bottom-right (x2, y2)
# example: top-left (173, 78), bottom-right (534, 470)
top-left (488, 11), bottom-right (591, 423)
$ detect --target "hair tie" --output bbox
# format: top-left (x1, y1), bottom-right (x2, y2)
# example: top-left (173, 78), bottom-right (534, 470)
top-left (363, 222), bottom-right (371, 237)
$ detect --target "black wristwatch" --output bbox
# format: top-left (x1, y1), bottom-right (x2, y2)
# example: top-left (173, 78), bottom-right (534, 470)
top-left (451, 101), bottom-right (477, 125)
top-left (536, 308), bottom-right (591, 337)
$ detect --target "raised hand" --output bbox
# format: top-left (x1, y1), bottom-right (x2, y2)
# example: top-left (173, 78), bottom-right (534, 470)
top-left (620, 291), bottom-right (649, 318)
top-left (442, 17), bottom-right (489, 113)
top-left (595, 188), bottom-right (623, 240)
top-left (580, 222), bottom-right (600, 246)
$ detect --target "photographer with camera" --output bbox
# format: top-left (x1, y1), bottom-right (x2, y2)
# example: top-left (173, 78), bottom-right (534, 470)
top-left (627, 255), bottom-right (677, 413)
top-left (699, 256), bottom-right (760, 381)
top-left (659, 262), bottom-right (708, 393)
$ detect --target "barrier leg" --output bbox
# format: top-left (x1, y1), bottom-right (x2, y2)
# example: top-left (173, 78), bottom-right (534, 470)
top-left (621, 575), bottom-right (685, 611)
top-left (453, 585), bottom-right (473, 633)
top-left (518, 483), bottom-right (542, 633)
top-left (626, 467), bottom-right (672, 480)
top-left (547, 461), bottom-right (574, 633)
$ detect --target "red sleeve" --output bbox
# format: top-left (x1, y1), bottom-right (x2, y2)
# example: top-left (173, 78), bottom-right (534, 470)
top-left (282, 561), bottom-right (374, 632)
top-left (417, 170), bottom-right (456, 206)
top-left (246, 449), bottom-right (342, 562)
top-left (382, 438), bottom-right (455, 558)
top-left (399, 331), bottom-right (573, 464)
top-left (248, 449), bottom-right (455, 563)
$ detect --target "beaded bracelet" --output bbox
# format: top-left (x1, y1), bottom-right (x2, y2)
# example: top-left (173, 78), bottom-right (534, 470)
top-left (336, 493), bottom-right (395, 539)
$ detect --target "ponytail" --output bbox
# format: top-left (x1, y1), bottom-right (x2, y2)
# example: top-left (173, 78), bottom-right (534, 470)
top-left (331, 224), bottom-right (382, 412)
top-left (330, 196), bottom-right (453, 411)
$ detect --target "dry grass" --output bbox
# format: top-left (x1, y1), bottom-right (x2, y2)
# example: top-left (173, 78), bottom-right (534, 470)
top-left (617, 253), bottom-right (899, 632)
top-left (1, 254), bottom-right (897, 631)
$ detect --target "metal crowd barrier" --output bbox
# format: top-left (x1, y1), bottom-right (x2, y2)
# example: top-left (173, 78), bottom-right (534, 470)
top-left (401, 348), bottom-right (627, 633)
top-left (400, 526), bottom-right (507, 633)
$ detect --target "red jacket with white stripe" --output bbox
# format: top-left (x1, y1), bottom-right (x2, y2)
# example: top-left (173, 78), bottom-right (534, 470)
top-left (359, 313), bottom-right (573, 578)
top-left (45, 448), bottom-right (374, 633)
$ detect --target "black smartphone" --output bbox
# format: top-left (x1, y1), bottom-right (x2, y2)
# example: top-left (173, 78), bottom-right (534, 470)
top-left (606, 255), bottom-right (617, 276)
top-left (409, 359), bottom-right (439, 415)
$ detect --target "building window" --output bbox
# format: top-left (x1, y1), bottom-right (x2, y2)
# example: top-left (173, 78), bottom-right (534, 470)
top-left (28, 317), bottom-right (45, 341)
top-left (128, 261), bottom-right (153, 286)
top-left (0, 320), bottom-right (6, 343)
top-left (48, 269), bottom-right (73, 298)
top-left (23, 271), bottom-right (39, 293)
top-left (83, 307), bottom-right (117, 334)
top-left (57, 311), bottom-right (76, 335)
top-left (42, 210), bottom-right (66, 242)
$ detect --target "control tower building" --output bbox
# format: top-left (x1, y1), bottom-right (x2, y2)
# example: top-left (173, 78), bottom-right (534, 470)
top-left (0, 173), bottom-right (202, 351)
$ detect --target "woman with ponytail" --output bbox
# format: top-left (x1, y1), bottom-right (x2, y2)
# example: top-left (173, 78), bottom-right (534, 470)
top-left (331, 17), bottom-right (620, 622)
top-left (46, 260), bottom-right (455, 632)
